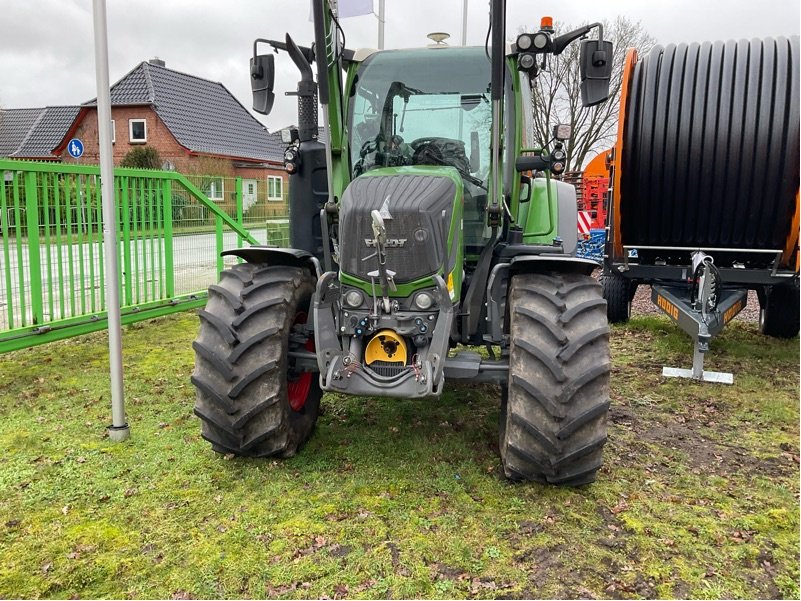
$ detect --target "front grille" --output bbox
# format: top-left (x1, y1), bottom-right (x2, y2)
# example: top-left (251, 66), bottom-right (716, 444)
top-left (368, 360), bottom-right (407, 377)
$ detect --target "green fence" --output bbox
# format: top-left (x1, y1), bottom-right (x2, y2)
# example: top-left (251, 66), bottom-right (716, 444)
top-left (0, 160), bottom-right (289, 353)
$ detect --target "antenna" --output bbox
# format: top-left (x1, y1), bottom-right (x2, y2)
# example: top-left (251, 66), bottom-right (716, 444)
top-left (427, 32), bottom-right (450, 45)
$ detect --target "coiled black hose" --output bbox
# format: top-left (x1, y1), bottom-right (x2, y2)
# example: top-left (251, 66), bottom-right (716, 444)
top-left (619, 37), bottom-right (799, 260)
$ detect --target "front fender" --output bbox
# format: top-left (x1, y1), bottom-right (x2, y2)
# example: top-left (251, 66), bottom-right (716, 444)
top-left (509, 254), bottom-right (597, 276)
top-left (221, 246), bottom-right (322, 278)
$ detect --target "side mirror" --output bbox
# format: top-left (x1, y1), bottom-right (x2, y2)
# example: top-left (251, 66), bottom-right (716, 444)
top-left (250, 53), bottom-right (275, 115)
top-left (579, 39), bottom-right (613, 107)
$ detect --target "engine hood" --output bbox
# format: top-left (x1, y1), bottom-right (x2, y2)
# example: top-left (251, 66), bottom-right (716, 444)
top-left (338, 167), bottom-right (463, 285)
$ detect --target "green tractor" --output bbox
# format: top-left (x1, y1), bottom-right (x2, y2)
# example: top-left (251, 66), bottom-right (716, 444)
top-left (192, 0), bottom-right (615, 485)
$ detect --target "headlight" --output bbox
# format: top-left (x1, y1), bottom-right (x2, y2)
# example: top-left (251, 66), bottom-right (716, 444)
top-left (518, 54), bottom-right (536, 70)
top-left (552, 124), bottom-right (572, 141)
top-left (343, 289), bottom-right (363, 308)
top-left (516, 34), bottom-right (533, 51)
top-left (533, 32), bottom-right (549, 49)
top-left (414, 291), bottom-right (434, 310)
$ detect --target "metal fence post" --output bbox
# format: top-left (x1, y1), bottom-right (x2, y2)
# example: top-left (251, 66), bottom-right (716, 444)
top-left (215, 216), bottom-right (224, 276)
top-left (235, 177), bottom-right (243, 249)
top-left (162, 178), bottom-right (175, 298)
top-left (1, 174), bottom-right (15, 328)
top-left (23, 171), bottom-right (44, 325)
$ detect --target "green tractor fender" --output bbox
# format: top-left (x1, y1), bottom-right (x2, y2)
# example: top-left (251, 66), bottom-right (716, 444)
top-left (221, 247), bottom-right (322, 280)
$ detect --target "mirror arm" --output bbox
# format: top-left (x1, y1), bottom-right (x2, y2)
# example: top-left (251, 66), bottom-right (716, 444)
top-left (253, 38), bottom-right (315, 65)
top-left (252, 38), bottom-right (354, 66)
top-left (552, 22), bottom-right (602, 56)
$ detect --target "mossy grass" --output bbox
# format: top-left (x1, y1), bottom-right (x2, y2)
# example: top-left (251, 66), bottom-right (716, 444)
top-left (0, 313), bottom-right (797, 599)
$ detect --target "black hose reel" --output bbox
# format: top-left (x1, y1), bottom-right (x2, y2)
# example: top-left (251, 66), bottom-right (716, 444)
top-left (618, 36), bottom-right (800, 268)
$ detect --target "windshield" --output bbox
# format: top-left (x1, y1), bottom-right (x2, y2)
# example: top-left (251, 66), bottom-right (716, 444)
top-left (348, 47), bottom-right (493, 181)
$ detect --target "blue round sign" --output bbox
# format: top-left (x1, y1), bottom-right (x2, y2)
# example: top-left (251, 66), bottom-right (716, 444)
top-left (67, 138), bottom-right (84, 159)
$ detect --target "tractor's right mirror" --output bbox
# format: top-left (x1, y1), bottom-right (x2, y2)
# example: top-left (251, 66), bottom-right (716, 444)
top-left (250, 53), bottom-right (276, 115)
top-left (579, 39), bottom-right (613, 107)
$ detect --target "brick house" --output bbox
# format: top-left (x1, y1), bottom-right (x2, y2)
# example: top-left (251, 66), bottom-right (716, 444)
top-left (0, 59), bottom-right (288, 213)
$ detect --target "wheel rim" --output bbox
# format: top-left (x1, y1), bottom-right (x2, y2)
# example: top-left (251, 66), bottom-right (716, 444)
top-left (287, 311), bottom-right (314, 412)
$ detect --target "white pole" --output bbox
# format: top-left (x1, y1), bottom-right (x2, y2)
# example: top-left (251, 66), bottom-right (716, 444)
top-left (461, 0), bottom-right (468, 46)
top-left (378, 0), bottom-right (385, 49)
top-left (92, 0), bottom-right (129, 442)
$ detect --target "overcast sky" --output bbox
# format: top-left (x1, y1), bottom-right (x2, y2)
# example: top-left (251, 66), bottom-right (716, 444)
top-left (1, 0), bottom-right (799, 130)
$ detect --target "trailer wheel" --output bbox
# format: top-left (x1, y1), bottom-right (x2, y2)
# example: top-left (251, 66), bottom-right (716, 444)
top-left (500, 272), bottom-right (611, 486)
top-left (192, 263), bottom-right (321, 458)
top-left (759, 284), bottom-right (800, 339)
top-left (601, 269), bottom-right (634, 323)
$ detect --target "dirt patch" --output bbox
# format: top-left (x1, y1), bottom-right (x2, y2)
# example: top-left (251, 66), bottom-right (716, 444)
top-left (609, 405), bottom-right (794, 479)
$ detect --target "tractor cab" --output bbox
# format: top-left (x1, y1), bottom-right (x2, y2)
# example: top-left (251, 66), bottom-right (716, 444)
top-left (348, 46), bottom-right (498, 259)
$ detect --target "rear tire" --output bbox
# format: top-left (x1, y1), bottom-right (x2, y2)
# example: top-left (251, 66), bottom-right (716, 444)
top-left (500, 272), bottom-right (611, 486)
top-left (759, 284), bottom-right (800, 339)
top-left (192, 263), bottom-right (321, 457)
top-left (601, 269), bottom-right (633, 323)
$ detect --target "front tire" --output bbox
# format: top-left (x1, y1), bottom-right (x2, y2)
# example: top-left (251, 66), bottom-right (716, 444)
top-left (192, 263), bottom-right (321, 457)
top-left (759, 284), bottom-right (800, 339)
top-left (500, 272), bottom-right (611, 486)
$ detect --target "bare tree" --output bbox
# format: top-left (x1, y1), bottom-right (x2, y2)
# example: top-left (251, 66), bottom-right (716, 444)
top-left (529, 17), bottom-right (656, 171)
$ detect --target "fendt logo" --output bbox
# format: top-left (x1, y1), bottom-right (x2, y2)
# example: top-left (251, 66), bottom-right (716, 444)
top-left (365, 238), bottom-right (407, 248)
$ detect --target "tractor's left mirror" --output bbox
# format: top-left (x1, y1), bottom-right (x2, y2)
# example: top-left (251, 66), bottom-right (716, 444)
top-left (251, 53), bottom-right (275, 115)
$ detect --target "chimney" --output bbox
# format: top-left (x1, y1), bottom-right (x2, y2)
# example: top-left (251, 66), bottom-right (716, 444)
top-left (148, 58), bottom-right (166, 67)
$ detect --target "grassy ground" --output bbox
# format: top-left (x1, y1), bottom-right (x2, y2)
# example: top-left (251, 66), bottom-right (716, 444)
top-left (0, 312), bottom-right (798, 599)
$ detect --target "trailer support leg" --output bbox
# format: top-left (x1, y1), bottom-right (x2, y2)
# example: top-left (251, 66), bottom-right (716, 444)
top-left (662, 340), bottom-right (734, 384)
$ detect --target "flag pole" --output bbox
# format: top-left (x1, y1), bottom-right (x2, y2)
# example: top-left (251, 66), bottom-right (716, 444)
top-left (377, 0), bottom-right (385, 49)
top-left (461, 0), bottom-right (468, 46)
top-left (92, 0), bottom-right (129, 442)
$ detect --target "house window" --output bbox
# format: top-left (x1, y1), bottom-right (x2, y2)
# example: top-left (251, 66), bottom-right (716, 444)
top-left (129, 118), bottom-right (147, 143)
top-left (111, 120), bottom-right (116, 144)
top-left (208, 178), bottom-right (224, 200)
top-left (267, 175), bottom-right (283, 201)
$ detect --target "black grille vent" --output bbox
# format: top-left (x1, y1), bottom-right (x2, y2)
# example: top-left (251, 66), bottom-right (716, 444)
top-left (368, 361), bottom-right (407, 377)
top-left (339, 173), bottom-right (456, 283)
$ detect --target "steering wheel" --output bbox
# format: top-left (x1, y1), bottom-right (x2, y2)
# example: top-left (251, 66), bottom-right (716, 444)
top-left (410, 136), bottom-right (462, 166)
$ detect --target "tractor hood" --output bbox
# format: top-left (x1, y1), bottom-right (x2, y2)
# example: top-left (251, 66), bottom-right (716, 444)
top-left (338, 167), bottom-right (463, 286)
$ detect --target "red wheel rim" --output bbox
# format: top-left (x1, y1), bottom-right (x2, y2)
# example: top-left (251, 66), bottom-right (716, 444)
top-left (287, 312), bottom-right (314, 412)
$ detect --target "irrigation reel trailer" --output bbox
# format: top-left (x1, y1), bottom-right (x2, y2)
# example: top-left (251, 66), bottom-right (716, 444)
top-left (603, 37), bottom-right (800, 382)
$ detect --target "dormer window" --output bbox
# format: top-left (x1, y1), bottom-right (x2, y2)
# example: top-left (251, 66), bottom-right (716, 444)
top-left (129, 119), bottom-right (147, 143)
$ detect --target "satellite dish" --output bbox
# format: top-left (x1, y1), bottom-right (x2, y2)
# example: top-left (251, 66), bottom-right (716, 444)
top-left (427, 32), bottom-right (450, 46)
